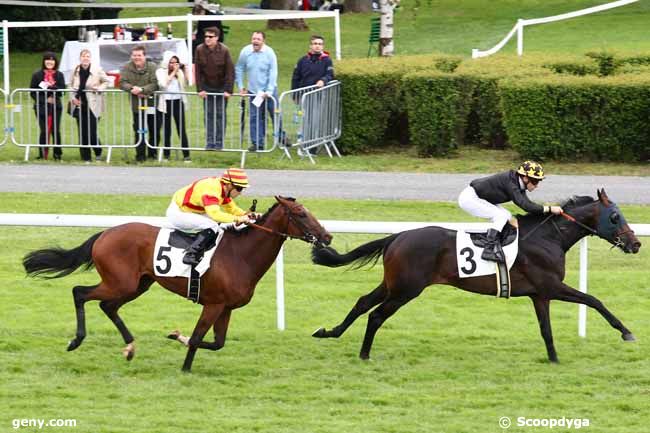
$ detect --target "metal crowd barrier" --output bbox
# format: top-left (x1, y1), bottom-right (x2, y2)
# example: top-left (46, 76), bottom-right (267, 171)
top-left (151, 90), bottom-right (279, 167)
top-left (277, 81), bottom-right (341, 164)
top-left (3, 85), bottom-right (341, 166)
top-left (0, 89), bottom-right (7, 147)
top-left (9, 88), bottom-right (137, 163)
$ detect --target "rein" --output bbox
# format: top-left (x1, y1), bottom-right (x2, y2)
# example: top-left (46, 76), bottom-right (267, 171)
top-left (247, 204), bottom-right (320, 245)
top-left (559, 211), bottom-right (598, 236)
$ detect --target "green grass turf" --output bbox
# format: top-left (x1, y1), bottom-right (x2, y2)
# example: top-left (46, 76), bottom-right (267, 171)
top-left (1, 193), bottom-right (649, 432)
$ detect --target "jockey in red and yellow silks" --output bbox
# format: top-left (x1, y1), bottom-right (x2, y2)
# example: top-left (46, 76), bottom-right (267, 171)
top-left (166, 167), bottom-right (260, 266)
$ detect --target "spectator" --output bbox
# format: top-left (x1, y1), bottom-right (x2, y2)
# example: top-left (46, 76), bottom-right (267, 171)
top-left (192, 2), bottom-right (225, 55)
top-left (119, 45), bottom-right (159, 162)
top-left (291, 35), bottom-right (334, 90)
top-left (70, 49), bottom-right (110, 163)
top-left (156, 51), bottom-right (191, 162)
top-left (195, 26), bottom-right (234, 150)
top-left (30, 52), bottom-right (65, 161)
top-left (235, 31), bottom-right (278, 152)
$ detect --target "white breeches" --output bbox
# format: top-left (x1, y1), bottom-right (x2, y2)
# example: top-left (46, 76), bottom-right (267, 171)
top-left (166, 200), bottom-right (221, 232)
top-left (458, 186), bottom-right (511, 231)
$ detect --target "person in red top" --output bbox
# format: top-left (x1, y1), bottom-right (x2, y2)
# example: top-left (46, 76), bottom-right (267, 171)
top-left (166, 167), bottom-right (260, 265)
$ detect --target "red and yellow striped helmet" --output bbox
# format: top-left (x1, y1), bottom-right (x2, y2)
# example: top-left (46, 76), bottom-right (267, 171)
top-left (220, 167), bottom-right (250, 188)
top-left (516, 160), bottom-right (545, 180)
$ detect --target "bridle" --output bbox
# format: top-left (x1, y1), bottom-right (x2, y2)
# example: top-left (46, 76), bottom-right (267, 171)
top-left (248, 202), bottom-right (322, 245)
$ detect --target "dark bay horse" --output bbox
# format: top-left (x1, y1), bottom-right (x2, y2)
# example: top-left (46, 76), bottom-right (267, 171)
top-left (312, 190), bottom-right (641, 362)
top-left (23, 196), bottom-right (332, 372)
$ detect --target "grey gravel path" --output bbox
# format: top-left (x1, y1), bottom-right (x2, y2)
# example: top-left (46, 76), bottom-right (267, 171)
top-left (1, 164), bottom-right (649, 204)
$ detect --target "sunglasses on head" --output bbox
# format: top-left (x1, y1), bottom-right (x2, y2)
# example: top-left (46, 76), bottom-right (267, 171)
top-left (234, 185), bottom-right (244, 192)
top-left (528, 178), bottom-right (540, 186)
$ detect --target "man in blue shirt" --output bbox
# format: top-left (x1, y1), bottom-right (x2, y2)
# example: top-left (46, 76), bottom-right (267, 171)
top-left (235, 31), bottom-right (278, 151)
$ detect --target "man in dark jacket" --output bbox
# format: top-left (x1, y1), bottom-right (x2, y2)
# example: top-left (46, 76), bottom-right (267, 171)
top-left (119, 45), bottom-right (159, 162)
top-left (195, 26), bottom-right (234, 150)
top-left (291, 35), bottom-right (334, 90)
top-left (458, 160), bottom-right (563, 263)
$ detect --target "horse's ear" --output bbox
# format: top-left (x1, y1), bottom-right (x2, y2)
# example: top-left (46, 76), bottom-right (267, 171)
top-left (597, 188), bottom-right (610, 205)
top-left (274, 195), bottom-right (283, 203)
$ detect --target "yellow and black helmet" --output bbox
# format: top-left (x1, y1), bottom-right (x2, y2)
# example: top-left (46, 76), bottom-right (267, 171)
top-left (220, 167), bottom-right (250, 188)
top-left (516, 160), bottom-right (545, 180)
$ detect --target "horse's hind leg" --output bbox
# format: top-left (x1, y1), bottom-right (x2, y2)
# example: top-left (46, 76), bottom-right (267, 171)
top-left (99, 276), bottom-right (154, 361)
top-left (313, 282), bottom-right (386, 339)
top-left (359, 288), bottom-right (422, 360)
top-left (67, 285), bottom-right (98, 351)
top-left (531, 296), bottom-right (558, 363)
top-left (554, 282), bottom-right (634, 341)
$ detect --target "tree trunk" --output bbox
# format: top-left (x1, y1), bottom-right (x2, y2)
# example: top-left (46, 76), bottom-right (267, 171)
top-left (346, 0), bottom-right (372, 13)
top-left (379, 0), bottom-right (395, 56)
top-left (267, 0), bottom-right (309, 30)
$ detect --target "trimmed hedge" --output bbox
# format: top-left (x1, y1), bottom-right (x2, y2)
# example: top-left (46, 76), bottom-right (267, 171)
top-left (335, 51), bottom-right (650, 161)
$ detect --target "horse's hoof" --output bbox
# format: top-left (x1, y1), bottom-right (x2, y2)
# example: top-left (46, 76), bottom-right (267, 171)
top-left (312, 327), bottom-right (327, 338)
top-left (167, 330), bottom-right (181, 340)
top-left (122, 343), bottom-right (135, 361)
top-left (67, 338), bottom-right (81, 351)
top-left (359, 353), bottom-right (370, 361)
top-left (622, 333), bottom-right (636, 342)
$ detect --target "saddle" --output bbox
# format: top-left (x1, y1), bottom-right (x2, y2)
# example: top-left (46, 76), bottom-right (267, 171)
top-left (468, 223), bottom-right (517, 249)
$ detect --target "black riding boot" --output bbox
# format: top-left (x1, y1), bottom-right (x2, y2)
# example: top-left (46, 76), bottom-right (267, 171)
top-left (183, 229), bottom-right (218, 266)
top-left (481, 228), bottom-right (506, 264)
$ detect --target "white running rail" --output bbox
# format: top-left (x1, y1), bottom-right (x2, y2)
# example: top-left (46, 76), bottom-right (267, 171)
top-left (472, 0), bottom-right (639, 58)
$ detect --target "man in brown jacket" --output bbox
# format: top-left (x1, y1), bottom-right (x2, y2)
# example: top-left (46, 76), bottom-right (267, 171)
top-left (195, 26), bottom-right (234, 150)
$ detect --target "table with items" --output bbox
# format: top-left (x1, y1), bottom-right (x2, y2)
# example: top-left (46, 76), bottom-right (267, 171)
top-left (60, 38), bottom-right (189, 85)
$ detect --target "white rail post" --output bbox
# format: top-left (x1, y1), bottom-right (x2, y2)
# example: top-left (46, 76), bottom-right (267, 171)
top-left (186, 14), bottom-right (193, 86)
top-left (3, 20), bottom-right (9, 94)
top-left (516, 19), bottom-right (523, 56)
top-left (578, 238), bottom-right (588, 337)
top-left (276, 245), bottom-right (285, 330)
top-left (334, 9), bottom-right (341, 61)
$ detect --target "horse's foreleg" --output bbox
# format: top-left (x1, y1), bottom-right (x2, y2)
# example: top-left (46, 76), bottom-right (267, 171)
top-left (198, 309), bottom-right (232, 350)
top-left (67, 285), bottom-right (98, 351)
top-left (313, 283), bottom-right (386, 339)
top-left (531, 296), bottom-right (558, 363)
top-left (182, 303), bottom-right (225, 372)
top-left (554, 283), bottom-right (635, 341)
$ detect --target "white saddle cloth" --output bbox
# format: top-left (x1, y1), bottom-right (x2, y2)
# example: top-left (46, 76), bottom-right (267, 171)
top-left (152, 228), bottom-right (224, 278)
top-left (455, 229), bottom-right (518, 278)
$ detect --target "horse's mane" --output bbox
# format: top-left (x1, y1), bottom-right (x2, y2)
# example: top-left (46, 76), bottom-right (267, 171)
top-left (560, 195), bottom-right (596, 211)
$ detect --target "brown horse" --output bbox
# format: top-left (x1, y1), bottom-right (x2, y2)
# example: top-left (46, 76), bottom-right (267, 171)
top-left (23, 196), bottom-right (332, 372)
top-left (312, 190), bottom-right (641, 363)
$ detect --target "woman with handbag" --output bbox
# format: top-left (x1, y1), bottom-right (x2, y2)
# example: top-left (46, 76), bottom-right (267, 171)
top-left (29, 52), bottom-right (66, 160)
top-left (70, 49), bottom-right (110, 162)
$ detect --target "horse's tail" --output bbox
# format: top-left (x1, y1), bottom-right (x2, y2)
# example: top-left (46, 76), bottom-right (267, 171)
top-left (23, 231), bottom-right (103, 279)
top-left (312, 233), bottom-right (400, 269)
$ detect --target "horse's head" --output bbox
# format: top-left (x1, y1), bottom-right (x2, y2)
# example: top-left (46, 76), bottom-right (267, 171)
top-left (594, 189), bottom-right (641, 254)
top-left (275, 196), bottom-right (332, 248)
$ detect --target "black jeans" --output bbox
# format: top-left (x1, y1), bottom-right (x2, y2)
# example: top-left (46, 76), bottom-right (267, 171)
top-left (76, 104), bottom-right (102, 162)
top-left (160, 99), bottom-right (190, 158)
top-left (131, 109), bottom-right (159, 161)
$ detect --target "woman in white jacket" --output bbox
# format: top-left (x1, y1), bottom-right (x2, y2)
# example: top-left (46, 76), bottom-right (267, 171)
top-left (156, 51), bottom-right (191, 162)
top-left (70, 49), bottom-right (110, 162)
